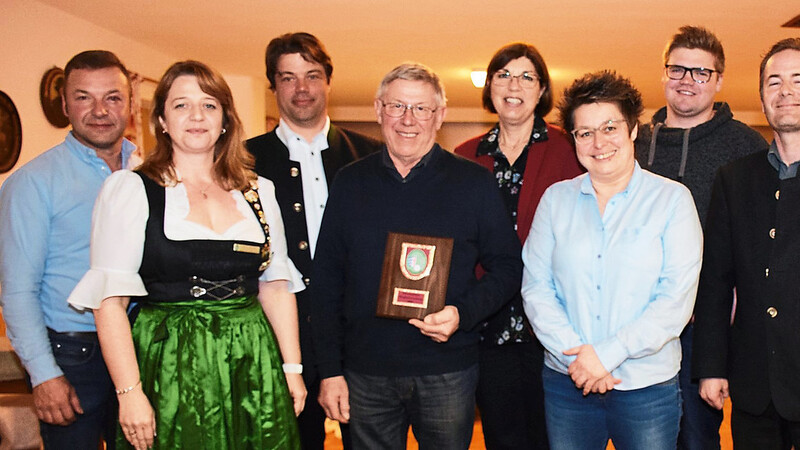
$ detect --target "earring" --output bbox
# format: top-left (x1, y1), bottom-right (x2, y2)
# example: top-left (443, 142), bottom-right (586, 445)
top-left (161, 129), bottom-right (168, 134)
top-left (221, 128), bottom-right (227, 134)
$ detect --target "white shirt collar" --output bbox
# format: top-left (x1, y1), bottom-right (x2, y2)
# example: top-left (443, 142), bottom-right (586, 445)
top-left (275, 117), bottom-right (331, 149)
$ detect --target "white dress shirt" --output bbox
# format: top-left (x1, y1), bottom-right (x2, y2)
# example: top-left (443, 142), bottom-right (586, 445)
top-left (276, 117), bottom-right (331, 257)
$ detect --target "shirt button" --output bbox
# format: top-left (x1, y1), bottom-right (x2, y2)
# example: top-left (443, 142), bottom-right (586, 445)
top-left (766, 267), bottom-right (770, 278)
top-left (769, 228), bottom-right (776, 239)
top-left (597, 254), bottom-right (601, 259)
top-left (775, 189), bottom-right (780, 200)
top-left (596, 285), bottom-right (601, 290)
top-left (306, 315), bottom-right (312, 323)
top-left (303, 277), bottom-right (311, 286)
top-left (298, 241), bottom-right (309, 251)
top-left (767, 307), bottom-right (778, 318)
top-left (293, 202), bottom-right (303, 213)
top-left (290, 167), bottom-right (300, 177)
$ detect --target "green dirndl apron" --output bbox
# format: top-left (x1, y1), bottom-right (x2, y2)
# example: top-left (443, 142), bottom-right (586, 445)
top-left (118, 295), bottom-right (301, 449)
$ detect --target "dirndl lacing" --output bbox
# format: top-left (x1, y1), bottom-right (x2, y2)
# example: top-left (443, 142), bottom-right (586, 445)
top-left (188, 275), bottom-right (247, 300)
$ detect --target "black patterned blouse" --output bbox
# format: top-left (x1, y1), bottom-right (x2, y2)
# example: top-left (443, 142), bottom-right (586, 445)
top-left (475, 118), bottom-right (549, 346)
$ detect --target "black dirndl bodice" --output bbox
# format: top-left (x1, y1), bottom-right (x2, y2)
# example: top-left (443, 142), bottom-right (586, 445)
top-left (134, 171), bottom-right (270, 303)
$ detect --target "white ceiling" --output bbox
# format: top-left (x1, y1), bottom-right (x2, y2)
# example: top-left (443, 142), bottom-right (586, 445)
top-left (37, 0), bottom-right (799, 117)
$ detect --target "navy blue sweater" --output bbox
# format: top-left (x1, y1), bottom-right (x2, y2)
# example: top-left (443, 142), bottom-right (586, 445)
top-left (311, 145), bottom-right (522, 378)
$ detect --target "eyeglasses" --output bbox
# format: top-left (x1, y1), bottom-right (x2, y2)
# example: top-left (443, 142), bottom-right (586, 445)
top-left (571, 119), bottom-right (627, 144)
top-left (664, 65), bottom-right (717, 84)
top-left (492, 70), bottom-right (539, 88)
top-left (379, 101), bottom-right (438, 120)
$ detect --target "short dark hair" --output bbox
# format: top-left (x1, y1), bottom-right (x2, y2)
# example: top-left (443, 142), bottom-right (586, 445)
top-left (558, 70), bottom-right (643, 135)
top-left (482, 42), bottom-right (553, 118)
top-left (759, 38), bottom-right (800, 98)
top-left (663, 26), bottom-right (725, 73)
top-left (64, 50), bottom-right (131, 89)
top-left (265, 32), bottom-right (333, 89)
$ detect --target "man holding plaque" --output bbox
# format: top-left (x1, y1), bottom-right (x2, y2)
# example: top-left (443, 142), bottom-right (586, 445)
top-left (311, 63), bottom-right (522, 449)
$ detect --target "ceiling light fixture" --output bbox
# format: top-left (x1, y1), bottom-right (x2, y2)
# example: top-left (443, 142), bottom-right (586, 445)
top-left (470, 70), bottom-right (487, 88)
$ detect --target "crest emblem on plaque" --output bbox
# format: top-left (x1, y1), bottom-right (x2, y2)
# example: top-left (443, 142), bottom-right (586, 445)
top-left (399, 243), bottom-right (436, 281)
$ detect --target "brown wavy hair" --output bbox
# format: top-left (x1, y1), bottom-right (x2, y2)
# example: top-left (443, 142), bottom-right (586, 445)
top-left (139, 60), bottom-right (255, 190)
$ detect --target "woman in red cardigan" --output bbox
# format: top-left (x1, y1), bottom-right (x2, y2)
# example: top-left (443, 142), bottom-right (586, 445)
top-left (454, 42), bottom-right (582, 450)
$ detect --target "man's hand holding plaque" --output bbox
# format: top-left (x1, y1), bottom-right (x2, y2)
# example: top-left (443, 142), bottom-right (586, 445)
top-left (409, 305), bottom-right (460, 343)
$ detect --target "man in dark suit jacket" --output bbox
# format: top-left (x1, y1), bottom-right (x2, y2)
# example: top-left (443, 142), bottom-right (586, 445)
top-left (246, 32), bottom-right (381, 449)
top-left (693, 37), bottom-right (800, 449)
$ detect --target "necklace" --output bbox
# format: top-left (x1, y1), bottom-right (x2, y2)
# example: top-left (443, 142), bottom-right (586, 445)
top-left (181, 178), bottom-right (214, 199)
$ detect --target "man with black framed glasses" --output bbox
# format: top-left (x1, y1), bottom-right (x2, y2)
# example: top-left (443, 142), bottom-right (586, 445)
top-left (634, 25), bottom-right (768, 450)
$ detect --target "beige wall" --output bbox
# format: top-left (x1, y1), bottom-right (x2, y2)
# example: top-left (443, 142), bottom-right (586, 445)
top-left (0, 0), bottom-right (267, 185)
top-left (0, 0), bottom-right (166, 184)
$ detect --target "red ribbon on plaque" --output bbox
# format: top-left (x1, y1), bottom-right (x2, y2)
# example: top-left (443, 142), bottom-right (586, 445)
top-left (376, 232), bottom-right (453, 320)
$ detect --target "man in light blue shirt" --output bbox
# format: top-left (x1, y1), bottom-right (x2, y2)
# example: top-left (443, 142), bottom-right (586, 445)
top-left (0, 50), bottom-right (138, 448)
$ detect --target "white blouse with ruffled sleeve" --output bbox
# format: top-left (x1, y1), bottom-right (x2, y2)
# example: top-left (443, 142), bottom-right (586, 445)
top-left (68, 170), bottom-right (304, 310)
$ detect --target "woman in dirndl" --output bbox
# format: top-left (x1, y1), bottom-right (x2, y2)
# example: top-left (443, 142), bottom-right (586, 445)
top-left (68, 60), bottom-right (305, 449)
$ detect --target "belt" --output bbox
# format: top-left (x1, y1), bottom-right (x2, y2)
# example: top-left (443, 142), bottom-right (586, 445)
top-left (46, 328), bottom-right (98, 341)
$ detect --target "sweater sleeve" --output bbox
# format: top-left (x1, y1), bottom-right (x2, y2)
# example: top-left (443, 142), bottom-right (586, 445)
top-left (450, 170), bottom-right (522, 330)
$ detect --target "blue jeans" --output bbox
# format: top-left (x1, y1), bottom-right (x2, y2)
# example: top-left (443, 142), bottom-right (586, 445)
top-left (678, 323), bottom-right (723, 450)
top-left (39, 330), bottom-right (117, 450)
top-left (542, 367), bottom-right (681, 450)
top-left (345, 365), bottom-right (478, 450)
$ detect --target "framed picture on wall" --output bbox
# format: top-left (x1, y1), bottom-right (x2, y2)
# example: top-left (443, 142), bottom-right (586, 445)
top-left (40, 67), bottom-right (69, 128)
top-left (0, 90), bottom-right (22, 173)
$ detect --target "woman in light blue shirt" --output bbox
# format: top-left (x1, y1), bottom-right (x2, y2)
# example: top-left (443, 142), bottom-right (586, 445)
top-left (521, 71), bottom-right (702, 449)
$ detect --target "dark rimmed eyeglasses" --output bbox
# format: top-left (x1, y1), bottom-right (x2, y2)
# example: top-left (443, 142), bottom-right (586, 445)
top-left (664, 65), bottom-right (717, 84)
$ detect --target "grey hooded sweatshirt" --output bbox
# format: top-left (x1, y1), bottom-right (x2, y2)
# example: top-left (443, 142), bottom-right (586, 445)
top-left (635, 102), bottom-right (769, 226)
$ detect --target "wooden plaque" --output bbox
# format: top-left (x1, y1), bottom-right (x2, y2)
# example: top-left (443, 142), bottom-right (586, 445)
top-left (376, 232), bottom-right (453, 320)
